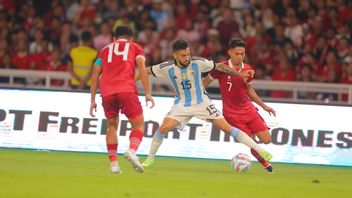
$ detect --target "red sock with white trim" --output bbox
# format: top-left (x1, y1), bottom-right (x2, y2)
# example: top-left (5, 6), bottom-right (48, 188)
top-left (129, 129), bottom-right (144, 152)
top-left (107, 144), bottom-right (117, 162)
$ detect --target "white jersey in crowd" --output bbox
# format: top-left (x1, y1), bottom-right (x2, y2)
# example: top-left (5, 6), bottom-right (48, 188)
top-left (150, 57), bottom-right (215, 107)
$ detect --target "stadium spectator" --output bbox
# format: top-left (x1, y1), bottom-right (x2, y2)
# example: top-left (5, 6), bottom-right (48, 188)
top-left (100, 0), bottom-right (120, 21)
top-left (193, 9), bottom-right (210, 42)
top-left (284, 8), bottom-right (304, 47)
top-left (340, 63), bottom-right (352, 102)
top-left (240, 13), bottom-right (256, 39)
top-left (174, 4), bottom-right (191, 30)
top-left (69, 31), bottom-right (97, 90)
top-left (316, 70), bottom-right (339, 102)
top-left (318, 50), bottom-right (341, 82)
top-left (59, 22), bottom-right (76, 55)
top-left (253, 64), bottom-right (270, 97)
top-left (112, 13), bottom-right (136, 34)
top-left (0, 40), bottom-right (7, 65)
top-left (0, 53), bottom-right (14, 83)
top-left (270, 54), bottom-right (296, 98)
top-left (12, 40), bottom-right (33, 70)
top-left (47, 49), bottom-right (68, 86)
top-left (29, 29), bottom-right (53, 54)
top-left (74, 0), bottom-right (96, 29)
top-left (337, 37), bottom-right (350, 64)
top-left (296, 64), bottom-right (316, 100)
top-left (32, 40), bottom-right (51, 71)
top-left (0, 52), bottom-right (14, 69)
top-left (44, 2), bottom-right (66, 28)
top-left (149, 0), bottom-right (169, 31)
top-left (159, 27), bottom-right (176, 60)
top-left (66, 0), bottom-right (80, 22)
top-left (93, 21), bottom-right (112, 51)
top-left (216, 8), bottom-right (239, 45)
top-left (176, 18), bottom-right (199, 42)
top-left (200, 29), bottom-right (222, 59)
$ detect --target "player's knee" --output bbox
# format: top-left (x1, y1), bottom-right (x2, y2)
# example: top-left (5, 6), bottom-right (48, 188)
top-left (130, 114), bottom-right (144, 129)
top-left (158, 125), bottom-right (170, 134)
top-left (261, 137), bottom-right (271, 144)
top-left (257, 131), bottom-right (271, 144)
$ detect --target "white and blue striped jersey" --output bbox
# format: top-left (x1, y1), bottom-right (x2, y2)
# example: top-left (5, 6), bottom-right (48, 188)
top-left (150, 57), bottom-right (216, 107)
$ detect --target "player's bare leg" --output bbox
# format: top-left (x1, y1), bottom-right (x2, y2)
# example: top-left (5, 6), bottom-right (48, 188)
top-left (211, 118), bottom-right (272, 162)
top-left (142, 117), bottom-right (180, 167)
top-left (250, 131), bottom-right (273, 172)
top-left (106, 117), bottom-right (121, 174)
top-left (124, 114), bottom-right (145, 173)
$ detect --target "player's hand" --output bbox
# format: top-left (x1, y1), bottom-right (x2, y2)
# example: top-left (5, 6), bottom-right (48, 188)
top-left (248, 69), bottom-right (255, 78)
top-left (263, 106), bottom-right (276, 117)
top-left (145, 94), bottom-right (155, 109)
top-left (239, 69), bottom-right (254, 79)
top-left (90, 101), bottom-right (97, 117)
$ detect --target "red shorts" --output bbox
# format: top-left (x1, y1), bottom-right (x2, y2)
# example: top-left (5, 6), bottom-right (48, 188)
top-left (102, 93), bottom-right (143, 120)
top-left (224, 111), bottom-right (268, 136)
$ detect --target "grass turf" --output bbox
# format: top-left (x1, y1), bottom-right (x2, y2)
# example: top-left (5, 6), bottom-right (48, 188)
top-left (0, 149), bottom-right (351, 198)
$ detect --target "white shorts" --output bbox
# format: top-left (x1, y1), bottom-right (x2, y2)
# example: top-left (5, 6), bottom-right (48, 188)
top-left (165, 100), bottom-right (223, 129)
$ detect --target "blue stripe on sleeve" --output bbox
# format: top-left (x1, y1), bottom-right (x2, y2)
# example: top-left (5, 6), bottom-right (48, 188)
top-left (94, 58), bottom-right (102, 67)
top-left (168, 68), bottom-right (181, 104)
top-left (192, 63), bottom-right (203, 104)
top-left (181, 68), bottom-right (191, 107)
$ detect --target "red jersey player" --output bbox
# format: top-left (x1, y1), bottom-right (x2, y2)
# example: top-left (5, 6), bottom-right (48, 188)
top-left (90, 26), bottom-right (155, 174)
top-left (203, 38), bottom-right (276, 172)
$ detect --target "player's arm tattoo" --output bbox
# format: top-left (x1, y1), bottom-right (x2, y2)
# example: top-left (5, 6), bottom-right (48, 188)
top-left (214, 63), bottom-right (241, 76)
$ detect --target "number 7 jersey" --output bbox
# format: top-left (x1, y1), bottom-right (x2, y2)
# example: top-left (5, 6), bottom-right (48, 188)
top-left (210, 60), bottom-right (255, 116)
top-left (151, 57), bottom-right (216, 107)
top-left (95, 39), bottom-right (145, 97)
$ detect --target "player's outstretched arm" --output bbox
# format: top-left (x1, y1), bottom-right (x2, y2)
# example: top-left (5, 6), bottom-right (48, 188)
top-left (247, 84), bottom-right (276, 116)
top-left (136, 57), bottom-right (155, 108)
top-left (202, 74), bottom-right (214, 88)
top-left (214, 63), bottom-right (252, 79)
top-left (134, 67), bottom-right (152, 81)
top-left (90, 65), bottom-right (101, 117)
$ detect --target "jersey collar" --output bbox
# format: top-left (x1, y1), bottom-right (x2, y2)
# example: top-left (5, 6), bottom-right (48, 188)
top-left (228, 59), bottom-right (244, 70)
top-left (116, 39), bottom-right (128, 42)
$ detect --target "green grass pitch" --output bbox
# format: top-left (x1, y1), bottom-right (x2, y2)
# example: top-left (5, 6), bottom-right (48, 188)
top-left (1, 149), bottom-right (351, 198)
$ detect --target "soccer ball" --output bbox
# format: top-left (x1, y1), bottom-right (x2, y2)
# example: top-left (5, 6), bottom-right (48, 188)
top-left (231, 153), bottom-right (252, 172)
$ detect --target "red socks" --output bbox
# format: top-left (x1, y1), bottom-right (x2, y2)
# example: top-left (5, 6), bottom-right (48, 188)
top-left (107, 144), bottom-right (117, 162)
top-left (106, 129), bottom-right (143, 162)
top-left (129, 129), bottom-right (144, 152)
top-left (251, 149), bottom-right (270, 167)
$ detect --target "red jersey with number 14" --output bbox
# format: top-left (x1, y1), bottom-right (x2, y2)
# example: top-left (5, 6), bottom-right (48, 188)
top-left (97, 39), bottom-right (145, 97)
top-left (210, 60), bottom-right (256, 116)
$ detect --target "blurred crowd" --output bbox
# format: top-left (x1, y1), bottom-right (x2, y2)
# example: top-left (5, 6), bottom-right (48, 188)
top-left (0, 0), bottom-right (352, 100)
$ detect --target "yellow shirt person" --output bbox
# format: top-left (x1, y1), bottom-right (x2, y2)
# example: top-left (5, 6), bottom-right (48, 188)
top-left (69, 31), bottom-right (97, 89)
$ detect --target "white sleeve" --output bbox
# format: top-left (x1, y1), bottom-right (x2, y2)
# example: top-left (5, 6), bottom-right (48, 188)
top-left (150, 62), bottom-right (168, 78)
top-left (197, 58), bottom-right (216, 73)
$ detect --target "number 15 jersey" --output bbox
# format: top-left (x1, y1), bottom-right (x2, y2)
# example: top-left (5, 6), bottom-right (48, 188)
top-left (95, 39), bottom-right (145, 97)
top-left (151, 57), bottom-right (215, 107)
